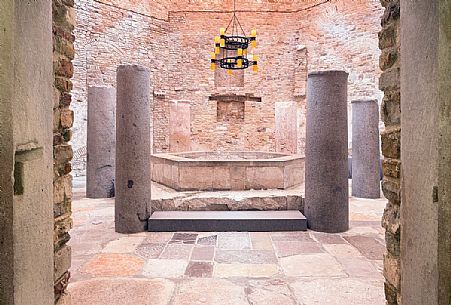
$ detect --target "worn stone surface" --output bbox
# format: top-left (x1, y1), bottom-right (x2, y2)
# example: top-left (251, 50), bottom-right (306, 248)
top-left (86, 86), bottom-right (116, 199)
top-left (80, 254), bottom-right (144, 277)
top-left (352, 99), bottom-right (381, 198)
top-left (69, 186), bottom-right (387, 304)
top-left (290, 278), bottom-right (385, 305)
top-left (142, 259), bottom-right (188, 278)
top-left (215, 250), bottom-right (278, 264)
top-left (280, 253), bottom-right (346, 277)
top-left (184, 262), bottom-right (214, 278)
top-left (172, 278), bottom-right (248, 305)
top-left (69, 278), bottom-right (174, 305)
top-left (115, 65), bottom-right (151, 233)
top-left (305, 70), bottom-right (349, 233)
top-left (273, 241), bottom-right (324, 257)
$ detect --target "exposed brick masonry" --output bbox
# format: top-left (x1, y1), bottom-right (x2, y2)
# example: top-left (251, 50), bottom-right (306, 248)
top-left (378, 0), bottom-right (401, 304)
top-left (53, 0), bottom-right (75, 303)
top-left (72, 0), bottom-right (383, 175)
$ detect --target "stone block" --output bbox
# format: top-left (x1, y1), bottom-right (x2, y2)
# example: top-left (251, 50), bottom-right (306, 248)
top-left (379, 67), bottom-right (400, 91)
top-left (382, 158), bottom-right (401, 179)
top-left (245, 166), bottom-right (284, 189)
top-left (212, 167), bottom-right (231, 189)
top-left (383, 253), bottom-right (400, 289)
top-left (60, 108), bottom-right (73, 128)
top-left (381, 127), bottom-right (401, 159)
top-left (230, 166), bottom-right (246, 190)
top-left (54, 245), bottom-right (71, 281)
top-left (179, 166), bottom-right (214, 190)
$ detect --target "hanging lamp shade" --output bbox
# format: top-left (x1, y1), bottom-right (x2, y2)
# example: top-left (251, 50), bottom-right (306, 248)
top-left (209, 0), bottom-right (258, 72)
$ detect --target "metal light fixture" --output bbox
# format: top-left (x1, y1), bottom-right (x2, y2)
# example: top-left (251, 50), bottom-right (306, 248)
top-left (210, 0), bottom-right (258, 73)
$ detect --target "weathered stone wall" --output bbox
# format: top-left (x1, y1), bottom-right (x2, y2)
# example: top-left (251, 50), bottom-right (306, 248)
top-left (378, 0), bottom-right (401, 304)
top-left (53, 0), bottom-right (76, 303)
top-left (71, 0), bottom-right (383, 175)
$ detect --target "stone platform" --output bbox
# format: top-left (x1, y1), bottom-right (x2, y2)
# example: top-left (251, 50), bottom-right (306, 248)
top-left (150, 182), bottom-right (304, 212)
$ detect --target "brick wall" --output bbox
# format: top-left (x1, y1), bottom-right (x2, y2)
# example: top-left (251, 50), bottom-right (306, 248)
top-left (53, 0), bottom-right (75, 303)
top-left (71, 0), bottom-right (383, 175)
top-left (378, 0), bottom-right (401, 304)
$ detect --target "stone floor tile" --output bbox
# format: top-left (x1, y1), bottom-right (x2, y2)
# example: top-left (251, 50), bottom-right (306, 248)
top-left (135, 243), bottom-right (166, 259)
top-left (217, 232), bottom-right (251, 250)
top-left (142, 259), bottom-right (188, 278)
top-left (215, 250), bottom-right (278, 264)
top-left (185, 261), bottom-right (214, 278)
top-left (343, 226), bottom-right (380, 236)
top-left (273, 241), bottom-right (324, 258)
top-left (280, 253), bottom-right (346, 277)
top-left (373, 259), bottom-right (384, 273)
top-left (270, 231), bottom-right (314, 242)
top-left (246, 279), bottom-right (297, 305)
top-left (191, 246), bottom-right (215, 261)
top-left (196, 234), bottom-right (218, 246)
top-left (172, 278), bottom-right (248, 305)
top-left (312, 232), bottom-right (347, 244)
top-left (343, 235), bottom-right (385, 260)
top-left (69, 278), bottom-right (174, 305)
top-left (170, 233), bottom-right (198, 244)
top-left (144, 232), bottom-right (173, 243)
top-left (213, 263), bottom-right (279, 278)
top-left (290, 278), bottom-right (385, 305)
top-left (159, 244), bottom-right (193, 260)
top-left (80, 254), bottom-right (144, 277)
top-left (322, 244), bottom-right (363, 258)
top-left (101, 236), bottom-right (146, 253)
top-left (338, 257), bottom-right (384, 279)
top-left (250, 232), bottom-right (274, 250)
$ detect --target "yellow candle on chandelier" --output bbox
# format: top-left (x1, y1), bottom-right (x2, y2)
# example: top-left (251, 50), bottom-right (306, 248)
top-left (220, 28), bottom-right (226, 36)
top-left (214, 36), bottom-right (220, 44)
top-left (251, 29), bottom-right (257, 37)
top-left (210, 63), bottom-right (216, 71)
top-left (237, 48), bottom-right (243, 56)
top-left (237, 59), bottom-right (243, 68)
top-left (251, 40), bottom-right (257, 48)
top-left (220, 38), bottom-right (225, 48)
top-left (211, 52), bottom-right (216, 60)
top-left (228, 69), bottom-right (233, 75)
top-left (253, 64), bottom-right (258, 72)
top-left (215, 47), bottom-right (220, 54)
top-left (252, 54), bottom-right (258, 61)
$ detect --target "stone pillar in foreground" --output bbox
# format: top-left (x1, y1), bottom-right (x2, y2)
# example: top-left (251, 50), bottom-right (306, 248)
top-left (87, 86), bottom-right (116, 198)
top-left (351, 99), bottom-right (381, 198)
top-left (305, 70), bottom-right (349, 233)
top-left (115, 65), bottom-right (151, 233)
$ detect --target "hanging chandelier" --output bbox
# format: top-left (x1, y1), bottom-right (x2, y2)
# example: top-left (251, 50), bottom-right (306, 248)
top-left (210, 0), bottom-right (258, 73)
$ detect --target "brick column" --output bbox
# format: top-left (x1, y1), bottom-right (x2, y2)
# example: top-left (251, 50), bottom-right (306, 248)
top-left (115, 65), bottom-right (152, 233)
top-left (304, 70), bottom-right (349, 233)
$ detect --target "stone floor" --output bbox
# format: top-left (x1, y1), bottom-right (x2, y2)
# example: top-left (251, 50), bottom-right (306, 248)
top-left (69, 177), bottom-right (387, 305)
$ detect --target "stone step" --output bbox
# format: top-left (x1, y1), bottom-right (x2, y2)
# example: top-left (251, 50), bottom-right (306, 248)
top-left (148, 210), bottom-right (307, 232)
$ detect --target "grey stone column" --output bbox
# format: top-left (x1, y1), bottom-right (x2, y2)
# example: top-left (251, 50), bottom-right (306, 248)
top-left (87, 86), bottom-right (116, 198)
top-left (305, 70), bottom-right (349, 233)
top-left (115, 65), bottom-right (151, 233)
top-left (351, 99), bottom-right (381, 198)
